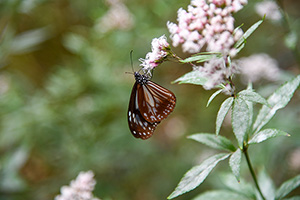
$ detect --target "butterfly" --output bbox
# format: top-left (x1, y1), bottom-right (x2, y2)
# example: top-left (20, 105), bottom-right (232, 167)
top-left (128, 71), bottom-right (176, 140)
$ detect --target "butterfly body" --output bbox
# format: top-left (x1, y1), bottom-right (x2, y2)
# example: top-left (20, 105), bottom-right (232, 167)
top-left (128, 72), bottom-right (176, 140)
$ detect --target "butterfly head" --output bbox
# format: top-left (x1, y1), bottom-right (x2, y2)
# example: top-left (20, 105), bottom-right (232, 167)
top-left (134, 72), bottom-right (150, 85)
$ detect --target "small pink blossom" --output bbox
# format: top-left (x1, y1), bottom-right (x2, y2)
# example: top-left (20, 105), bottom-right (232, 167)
top-left (167, 0), bottom-right (247, 56)
top-left (255, 0), bottom-right (282, 21)
top-left (55, 171), bottom-right (100, 200)
top-left (196, 57), bottom-right (238, 92)
top-left (139, 35), bottom-right (170, 71)
top-left (95, 0), bottom-right (134, 33)
top-left (237, 53), bottom-right (281, 83)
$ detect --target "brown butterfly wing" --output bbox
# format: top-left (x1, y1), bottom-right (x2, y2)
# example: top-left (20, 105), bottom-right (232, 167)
top-left (137, 80), bottom-right (176, 123)
top-left (128, 82), bottom-right (159, 140)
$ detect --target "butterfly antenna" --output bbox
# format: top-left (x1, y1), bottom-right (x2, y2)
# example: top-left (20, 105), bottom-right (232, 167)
top-left (125, 50), bottom-right (135, 75)
top-left (130, 50), bottom-right (135, 72)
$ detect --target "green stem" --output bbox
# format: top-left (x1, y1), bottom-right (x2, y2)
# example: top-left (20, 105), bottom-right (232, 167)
top-left (243, 147), bottom-right (266, 200)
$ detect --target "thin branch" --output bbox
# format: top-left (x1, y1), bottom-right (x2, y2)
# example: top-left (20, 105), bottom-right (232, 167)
top-left (243, 146), bottom-right (266, 200)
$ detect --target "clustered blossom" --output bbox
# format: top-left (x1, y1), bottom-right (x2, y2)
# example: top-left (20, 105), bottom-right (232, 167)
top-left (139, 35), bottom-right (171, 71)
top-left (95, 0), bottom-right (134, 33)
top-left (237, 53), bottom-right (280, 84)
top-left (55, 171), bottom-right (100, 200)
top-left (167, 0), bottom-right (247, 56)
top-left (255, 0), bottom-right (282, 21)
top-left (196, 57), bottom-right (237, 93)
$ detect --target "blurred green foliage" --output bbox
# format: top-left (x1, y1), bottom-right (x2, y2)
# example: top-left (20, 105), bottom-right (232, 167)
top-left (0, 0), bottom-right (299, 199)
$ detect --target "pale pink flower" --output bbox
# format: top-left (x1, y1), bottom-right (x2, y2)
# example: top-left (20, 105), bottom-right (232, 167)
top-left (95, 0), bottom-right (134, 33)
top-left (139, 35), bottom-right (171, 71)
top-left (196, 57), bottom-right (237, 93)
top-left (55, 171), bottom-right (100, 200)
top-left (255, 0), bottom-right (282, 21)
top-left (167, 0), bottom-right (247, 56)
top-left (237, 53), bottom-right (280, 83)
top-left (288, 148), bottom-right (300, 172)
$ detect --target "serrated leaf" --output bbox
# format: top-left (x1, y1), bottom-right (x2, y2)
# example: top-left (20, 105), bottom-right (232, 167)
top-left (232, 97), bottom-right (250, 147)
top-left (253, 75), bottom-right (300, 134)
top-left (180, 52), bottom-right (222, 63)
top-left (245, 100), bottom-right (253, 137)
top-left (207, 89), bottom-right (223, 107)
top-left (192, 190), bottom-right (251, 200)
top-left (229, 148), bottom-right (242, 182)
top-left (244, 84), bottom-right (254, 131)
top-left (173, 70), bottom-right (207, 85)
top-left (168, 153), bottom-right (230, 199)
top-left (248, 129), bottom-right (289, 144)
top-left (188, 133), bottom-right (236, 151)
top-left (275, 174), bottom-right (300, 200)
top-left (238, 90), bottom-right (269, 106)
top-left (216, 97), bottom-right (234, 135)
top-left (235, 18), bottom-right (264, 48)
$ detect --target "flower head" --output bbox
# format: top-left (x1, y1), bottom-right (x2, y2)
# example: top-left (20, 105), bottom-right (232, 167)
top-left (139, 35), bottom-right (171, 71)
top-left (237, 53), bottom-right (280, 84)
top-left (255, 0), bottom-right (282, 21)
top-left (195, 57), bottom-right (237, 94)
top-left (167, 0), bottom-right (247, 56)
top-left (95, 0), bottom-right (134, 33)
top-left (55, 171), bottom-right (100, 200)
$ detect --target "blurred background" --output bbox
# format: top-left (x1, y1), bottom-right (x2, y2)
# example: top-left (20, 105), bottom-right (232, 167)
top-left (0, 0), bottom-right (299, 199)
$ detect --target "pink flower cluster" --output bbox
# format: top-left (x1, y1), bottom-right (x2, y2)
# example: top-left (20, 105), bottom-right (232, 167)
top-left (237, 53), bottom-right (280, 84)
top-left (255, 0), bottom-right (282, 22)
top-left (197, 57), bottom-right (237, 92)
top-left (139, 35), bottom-right (170, 71)
top-left (55, 171), bottom-right (100, 200)
top-left (167, 0), bottom-right (247, 56)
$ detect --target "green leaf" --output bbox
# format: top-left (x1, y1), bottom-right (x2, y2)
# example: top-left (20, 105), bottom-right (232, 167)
top-left (173, 70), bottom-right (207, 85)
top-left (258, 169), bottom-right (276, 200)
top-left (219, 173), bottom-right (256, 199)
top-left (244, 84), bottom-right (254, 133)
top-left (232, 97), bottom-right (250, 147)
top-left (253, 75), bottom-right (300, 134)
top-left (229, 148), bottom-right (242, 182)
top-left (235, 18), bottom-right (264, 49)
top-left (10, 27), bottom-right (50, 54)
top-left (180, 52), bottom-right (222, 63)
top-left (235, 43), bottom-right (245, 54)
top-left (248, 129), bottom-right (290, 144)
top-left (238, 90), bottom-right (269, 106)
top-left (168, 153), bottom-right (230, 199)
top-left (188, 133), bottom-right (236, 151)
top-left (216, 97), bottom-right (234, 135)
top-left (275, 174), bottom-right (300, 200)
top-left (207, 89), bottom-right (223, 107)
top-left (192, 190), bottom-right (252, 200)
top-left (284, 31), bottom-right (297, 50)
top-left (245, 100), bottom-right (253, 136)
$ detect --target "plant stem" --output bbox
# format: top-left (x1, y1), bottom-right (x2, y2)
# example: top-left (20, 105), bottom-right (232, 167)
top-left (243, 147), bottom-right (266, 200)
